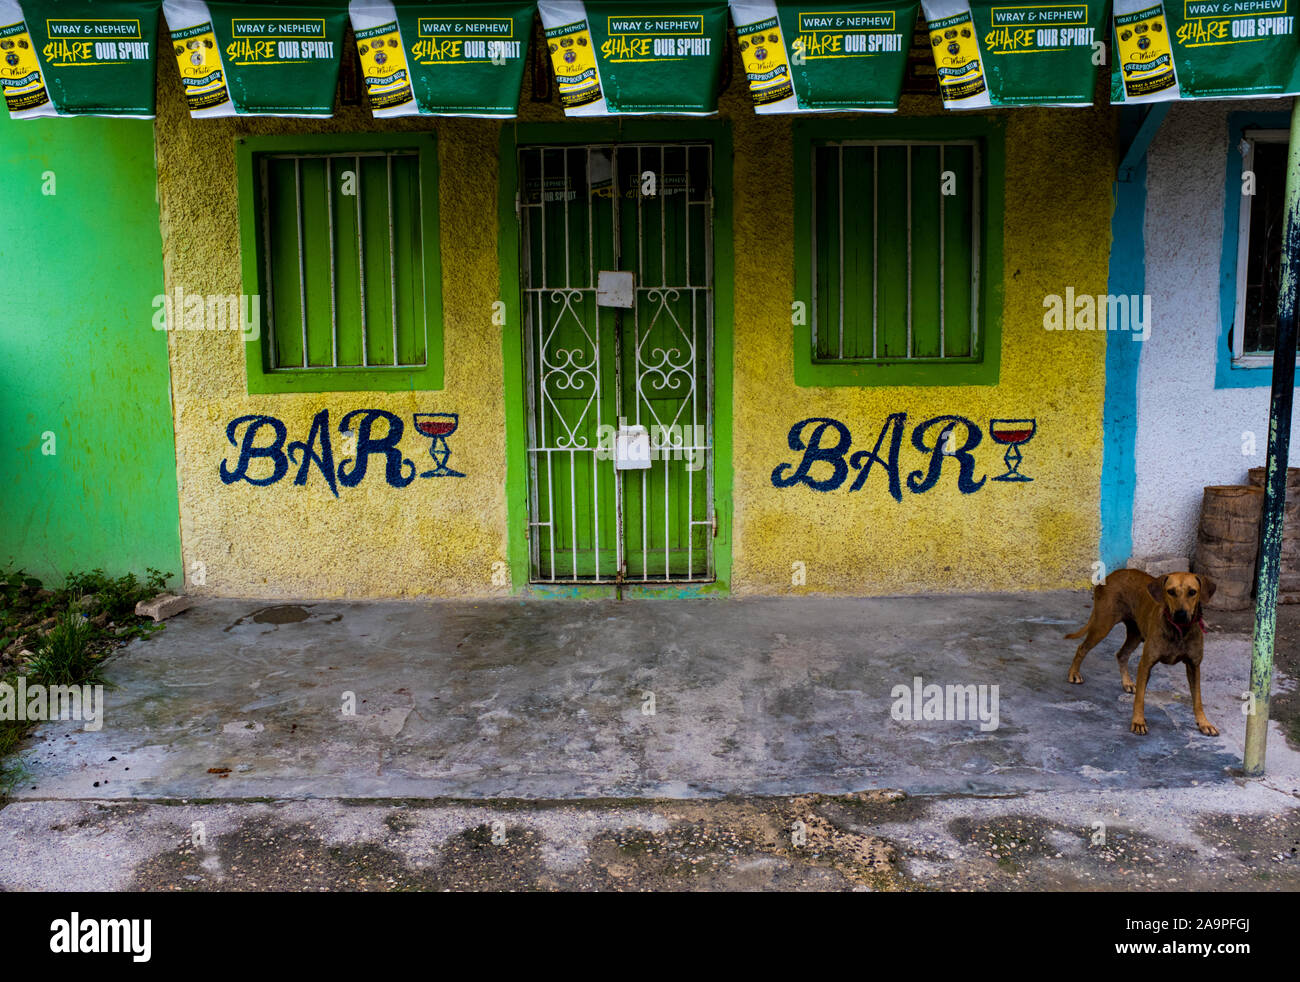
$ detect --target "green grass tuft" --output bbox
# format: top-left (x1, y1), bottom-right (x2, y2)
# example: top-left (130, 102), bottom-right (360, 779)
top-left (27, 606), bottom-right (104, 688)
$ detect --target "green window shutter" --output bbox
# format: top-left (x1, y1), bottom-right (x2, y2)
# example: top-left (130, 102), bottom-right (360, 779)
top-left (812, 140), bottom-right (979, 364)
top-left (794, 118), bottom-right (1003, 388)
top-left (238, 134), bottom-right (443, 394)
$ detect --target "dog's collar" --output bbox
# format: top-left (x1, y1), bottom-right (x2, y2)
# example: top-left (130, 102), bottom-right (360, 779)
top-left (1165, 609), bottom-right (1206, 638)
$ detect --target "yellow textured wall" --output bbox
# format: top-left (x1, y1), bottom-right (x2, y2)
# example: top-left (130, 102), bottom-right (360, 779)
top-left (156, 64), bottom-right (510, 598)
top-left (156, 50), bottom-right (1112, 599)
top-left (729, 96), bottom-right (1113, 595)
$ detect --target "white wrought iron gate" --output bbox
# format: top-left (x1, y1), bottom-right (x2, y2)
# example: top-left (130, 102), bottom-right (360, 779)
top-left (519, 143), bottom-right (715, 584)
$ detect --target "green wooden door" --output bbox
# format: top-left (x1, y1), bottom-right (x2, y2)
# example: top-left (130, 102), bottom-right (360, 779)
top-left (520, 143), bottom-right (714, 584)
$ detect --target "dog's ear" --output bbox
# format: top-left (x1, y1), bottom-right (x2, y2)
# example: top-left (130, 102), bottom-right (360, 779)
top-left (1146, 574), bottom-right (1167, 603)
top-left (1197, 574), bottom-right (1216, 603)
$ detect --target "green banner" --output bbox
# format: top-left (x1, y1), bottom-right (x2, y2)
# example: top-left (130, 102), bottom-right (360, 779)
top-left (921, 0), bottom-right (1105, 107)
top-left (349, 1), bottom-right (533, 116)
top-left (1165, 0), bottom-right (1300, 97)
top-left (1114, 0), bottom-right (1300, 101)
top-left (18, 0), bottom-right (160, 116)
top-left (784, 1), bottom-right (918, 109)
top-left (969, 0), bottom-right (1105, 103)
top-left (205, 0), bottom-right (348, 115)
top-left (779, 2), bottom-right (919, 109)
top-left (729, 0), bottom-right (917, 111)
top-left (538, 0), bottom-right (729, 114)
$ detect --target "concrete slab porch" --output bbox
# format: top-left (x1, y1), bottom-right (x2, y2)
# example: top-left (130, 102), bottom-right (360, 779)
top-left (9, 592), bottom-right (1296, 802)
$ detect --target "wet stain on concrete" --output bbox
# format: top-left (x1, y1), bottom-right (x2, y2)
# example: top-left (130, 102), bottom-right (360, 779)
top-left (1195, 810), bottom-right (1300, 876)
top-left (128, 818), bottom-right (446, 892)
top-left (109, 794), bottom-right (908, 892)
top-left (252, 605), bottom-right (310, 625)
top-left (223, 605), bottom-right (343, 632)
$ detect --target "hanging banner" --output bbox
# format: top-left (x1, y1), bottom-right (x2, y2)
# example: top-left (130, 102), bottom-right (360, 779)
top-left (185, 0), bottom-right (349, 115)
top-left (16, 0), bottom-right (160, 116)
top-left (728, 0), bottom-right (795, 110)
top-left (1165, 0), bottom-right (1300, 98)
top-left (1113, 0), bottom-right (1300, 102)
top-left (921, 0), bottom-right (990, 107)
top-left (0, 0), bottom-right (55, 118)
top-left (967, 0), bottom-right (1105, 104)
top-left (1111, 0), bottom-right (1178, 102)
top-left (537, 0), bottom-right (728, 114)
top-left (347, 0), bottom-right (533, 117)
top-left (920, 0), bottom-right (1104, 108)
top-left (729, 0), bottom-right (919, 113)
top-left (162, 0), bottom-right (233, 116)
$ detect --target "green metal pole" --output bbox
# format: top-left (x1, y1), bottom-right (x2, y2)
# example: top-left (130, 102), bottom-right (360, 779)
top-left (1244, 99), bottom-right (1300, 776)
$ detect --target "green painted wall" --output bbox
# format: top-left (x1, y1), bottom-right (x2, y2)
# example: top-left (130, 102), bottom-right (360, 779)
top-left (0, 114), bottom-right (180, 584)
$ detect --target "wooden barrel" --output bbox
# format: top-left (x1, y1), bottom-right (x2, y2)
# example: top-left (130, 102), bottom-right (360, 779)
top-left (1247, 465), bottom-right (1300, 491)
top-left (1194, 485), bottom-right (1265, 610)
top-left (1247, 467), bottom-right (1300, 603)
top-left (1246, 467), bottom-right (1300, 523)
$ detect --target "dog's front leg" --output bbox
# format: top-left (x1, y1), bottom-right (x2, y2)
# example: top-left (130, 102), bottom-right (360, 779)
top-left (1185, 661), bottom-right (1219, 736)
top-left (1131, 658), bottom-right (1153, 735)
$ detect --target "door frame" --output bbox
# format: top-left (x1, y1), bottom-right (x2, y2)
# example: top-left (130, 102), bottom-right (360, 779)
top-left (499, 119), bottom-right (735, 598)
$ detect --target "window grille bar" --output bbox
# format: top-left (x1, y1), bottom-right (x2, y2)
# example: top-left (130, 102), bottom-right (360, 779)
top-left (388, 154), bottom-right (398, 367)
top-left (611, 147), bottom-right (624, 581)
top-left (356, 155), bottom-right (368, 367)
top-left (906, 145), bottom-right (913, 359)
top-left (563, 148), bottom-right (571, 289)
top-left (259, 158), bottom-right (277, 370)
top-left (661, 146), bottom-right (668, 288)
top-left (295, 158), bottom-right (308, 368)
top-left (971, 148), bottom-right (981, 356)
top-left (939, 145), bottom-right (945, 359)
top-left (637, 145), bottom-right (645, 283)
top-left (810, 148), bottom-right (819, 358)
top-left (571, 447), bottom-right (578, 579)
top-left (663, 432), bottom-right (670, 578)
top-left (326, 157), bottom-right (338, 367)
top-left (872, 145), bottom-right (879, 359)
top-left (838, 144), bottom-right (845, 360)
top-left (587, 148), bottom-right (599, 575)
top-left (684, 148), bottom-right (691, 290)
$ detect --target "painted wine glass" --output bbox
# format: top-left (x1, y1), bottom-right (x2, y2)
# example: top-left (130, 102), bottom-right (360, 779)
top-left (988, 418), bottom-right (1036, 482)
top-left (413, 412), bottom-right (465, 478)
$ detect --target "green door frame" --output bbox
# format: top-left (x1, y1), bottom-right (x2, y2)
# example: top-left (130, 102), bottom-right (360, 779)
top-left (498, 119), bottom-right (735, 598)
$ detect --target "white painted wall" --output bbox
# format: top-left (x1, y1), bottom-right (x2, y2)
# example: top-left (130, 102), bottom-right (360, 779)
top-left (1134, 99), bottom-right (1299, 560)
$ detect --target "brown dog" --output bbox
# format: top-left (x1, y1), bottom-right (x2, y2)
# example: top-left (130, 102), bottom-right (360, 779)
top-left (1065, 569), bottom-right (1218, 736)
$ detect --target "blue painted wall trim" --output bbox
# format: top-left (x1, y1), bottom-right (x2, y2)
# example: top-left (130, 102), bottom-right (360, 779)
top-left (1101, 112), bottom-right (1154, 572)
top-left (1216, 110), bottom-right (1299, 390)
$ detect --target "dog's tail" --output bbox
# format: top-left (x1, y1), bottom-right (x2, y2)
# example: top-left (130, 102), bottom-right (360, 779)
top-left (1064, 584), bottom-right (1102, 638)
